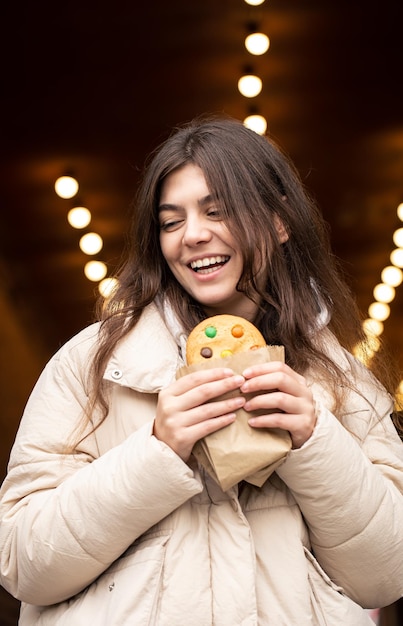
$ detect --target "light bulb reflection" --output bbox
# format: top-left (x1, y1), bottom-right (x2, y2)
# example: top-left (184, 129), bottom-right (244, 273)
top-left (243, 114), bottom-right (267, 135)
top-left (393, 227), bottom-right (403, 247)
top-left (245, 33), bottom-right (270, 55)
top-left (55, 176), bottom-right (79, 199)
top-left (84, 261), bottom-right (107, 282)
top-left (79, 232), bottom-right (103, 255)
top-left (390, 248), bottom-right (403, 268)
top-left (368, 301), bottom-right (390, 321)
top-left (67, 207), bottom-right (91, 229)
top-left (362, 318), bottom-right (384, 337)
top-left (98, 276), bottom-right (119, 298)
top-left (238, 74), bottom-right (262, 98)
top-left (373, 283), bottom-right (395, 304)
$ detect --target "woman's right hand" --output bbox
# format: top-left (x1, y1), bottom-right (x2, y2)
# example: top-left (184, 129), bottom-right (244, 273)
top-left (153, 368), bottom-right (246, 462)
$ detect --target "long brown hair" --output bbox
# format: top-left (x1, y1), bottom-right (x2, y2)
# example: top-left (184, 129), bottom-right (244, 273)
top-left (88, 115), bottom-right (402, 434)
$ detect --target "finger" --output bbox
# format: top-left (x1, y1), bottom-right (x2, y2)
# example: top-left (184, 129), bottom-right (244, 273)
top-left (184, 394), bottom-right (246, 426)
top-left (174, 367), bottom-right (236, 395)
top-left (179, 374), bottom-right (246, 411)
top-left (186, 411), bottom-right (237, 443)
top-left (156, 410), bottom-right (237, 462)
top-left (242, 361), bottom-right (306, 386)
top-left (248, 410), bottom-right (316, 449)
top-left (244, 390), bottom-right (312, 415)
top-left (241, 373), bottom-right (308, 399)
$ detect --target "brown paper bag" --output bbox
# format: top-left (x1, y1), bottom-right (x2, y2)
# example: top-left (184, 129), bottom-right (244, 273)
top-left (176, 346), bottom-right (292, 491)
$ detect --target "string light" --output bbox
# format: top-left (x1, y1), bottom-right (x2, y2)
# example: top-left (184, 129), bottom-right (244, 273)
top-left (98, 276), bottom-right (119, 298)
top-left (240, 2), bottom-right (270, 134)
top-left (58, 174), bottom-right (115, 289)
top-left (393, 227), bottom-right (403, 247)
top-left (245, 32), bottom-right (270, 55)
top-left (368, 302), bottom-right (390, 322)
top-left (390, 248), bottom-right (403, 268)
top-left (362, 318), bottom-right (384, 337)
top-left (55, 176), bottom-right (79, 199)
top-left (358, 202), bottom-right (403, 366)
top-left (244, 114), bottom-right (267, 135)
top-left (67, 207), bottom-right (92, 229)
top-left (373, 283), bottom-right (395, 304)
top-left (381, 265), bottom-right (403, 287)
top-left (84, 260), bottom-right (107, 282)
top-left (79, 232), bottom-right (103, 255)
top-left (238, 74), bottom-right (262, 97)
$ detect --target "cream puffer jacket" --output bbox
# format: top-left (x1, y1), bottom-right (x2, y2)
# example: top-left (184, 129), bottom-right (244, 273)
top-left (1, 303), bottom-right (403, 625)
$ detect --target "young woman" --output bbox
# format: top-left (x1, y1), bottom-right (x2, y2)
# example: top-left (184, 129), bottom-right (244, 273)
top-left (1, 116), bottom-right (403, 625)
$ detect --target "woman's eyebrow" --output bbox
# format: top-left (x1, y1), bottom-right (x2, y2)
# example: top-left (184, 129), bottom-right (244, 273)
top-left (158, 194), bottom-right (215, 213)
top-left (198, 193), bottom-right (215, 206)
top-left (158, 203), bottom-right (180, 213)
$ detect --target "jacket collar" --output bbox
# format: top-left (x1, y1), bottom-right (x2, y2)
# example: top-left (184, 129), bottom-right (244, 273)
top-left (103, 303), bottom-right (184, 393)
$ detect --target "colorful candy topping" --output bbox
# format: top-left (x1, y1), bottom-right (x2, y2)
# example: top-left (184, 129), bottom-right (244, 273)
top-left (220, 349), bottom-right (233, 358)
top-left (198, 320), bottom-right (259, 359)
top-left (231, 324), bottom-right (244, 338)
top-left (200, 347), bottom-right (213, 359)
top-left (204, 325), bottom-right (217, 338)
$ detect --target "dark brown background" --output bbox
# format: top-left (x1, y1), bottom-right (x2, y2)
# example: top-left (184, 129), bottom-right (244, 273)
top-left (1, 1), bottom-right (403, 623)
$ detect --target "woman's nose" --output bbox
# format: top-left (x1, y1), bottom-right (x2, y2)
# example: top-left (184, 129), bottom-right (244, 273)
top-left (182, 216), bottom-right (212, 246)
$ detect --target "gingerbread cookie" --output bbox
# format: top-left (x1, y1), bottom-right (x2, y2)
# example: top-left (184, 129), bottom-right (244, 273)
top-left (186, 314), bottom-right (266, 365)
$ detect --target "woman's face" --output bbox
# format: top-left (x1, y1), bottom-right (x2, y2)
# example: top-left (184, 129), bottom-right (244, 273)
top-left (158, 163), bottom-right (260, 320)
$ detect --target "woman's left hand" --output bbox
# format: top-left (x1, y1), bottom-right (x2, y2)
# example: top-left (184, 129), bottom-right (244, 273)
top-left (241, 361), bottom-right (316, 449)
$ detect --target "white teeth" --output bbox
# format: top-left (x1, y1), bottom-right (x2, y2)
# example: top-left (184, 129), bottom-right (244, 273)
top-left (190, 255), bottom-right (229, 270)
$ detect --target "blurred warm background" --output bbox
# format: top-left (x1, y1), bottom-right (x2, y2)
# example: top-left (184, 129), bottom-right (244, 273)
top-left (1, 1), bottom-right (403, 624)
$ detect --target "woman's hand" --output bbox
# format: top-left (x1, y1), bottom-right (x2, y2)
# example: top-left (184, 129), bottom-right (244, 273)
top-left (240, 361), bottom-right (316, 449)
top-left (154, 368), bottom-right (246, 462)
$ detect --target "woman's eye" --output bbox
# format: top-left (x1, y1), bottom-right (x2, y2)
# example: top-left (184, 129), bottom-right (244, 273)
top-left (207, 207), bottom-right (222, 219)
top-left (160, 219), bottom-right (183, 232)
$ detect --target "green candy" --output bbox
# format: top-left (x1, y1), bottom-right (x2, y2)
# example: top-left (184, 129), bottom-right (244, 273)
top-left (204, 325), bottom-right (217, 338)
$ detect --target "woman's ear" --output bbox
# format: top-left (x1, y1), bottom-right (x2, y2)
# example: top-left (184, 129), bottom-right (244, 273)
top-left (274, 214), bottom-right (289, 244)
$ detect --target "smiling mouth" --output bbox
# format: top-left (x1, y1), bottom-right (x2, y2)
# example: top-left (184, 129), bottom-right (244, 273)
top-left (189, 255), bottom-right (230, 274)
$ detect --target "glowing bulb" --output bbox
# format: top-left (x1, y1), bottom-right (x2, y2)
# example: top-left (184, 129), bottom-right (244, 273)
top-left (244, 0), bottom-right (265, 5)
top-left (397, 203), bottom-right (403, 221)
top-left (245, 33), bottom-right (270, 55)
top-left (238, 74), bottom-right (262, 98)
top-left (373, 283), bottom-right (395, 303)
top-left (67, 207), bottom-right (91, 229)
top-left (362, 318), bottom-right (384, 337)
top-left (84, 260), bottom-right (107, 282)
top-left (390, 248), bottom-right (403, 268)
top-left (55, 176), bottom-right (79, 199)
top-left (393, 227), bottom-right (403, 247)
top-left (381, 265), bottom-right (403, 287)
top-left (98, 276), bottom-right (119, 298)
top-left (368, 301), bottom-right (390, 321)
top-left (367, 334), bottom-right (381, 352)
top-left (243, 114), bottom-right (267, 135)
top-left (353, 340), bottom-right (376, 365)
top-left (79, 232), bottom-right (103, 255)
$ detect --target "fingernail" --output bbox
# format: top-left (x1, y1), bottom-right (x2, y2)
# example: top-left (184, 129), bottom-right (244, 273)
top-left (232, 375), bottom-right (245, 385)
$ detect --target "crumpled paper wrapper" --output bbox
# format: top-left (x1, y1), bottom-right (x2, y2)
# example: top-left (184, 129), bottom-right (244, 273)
top-left (176, 346), bottom-right (291, 491)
